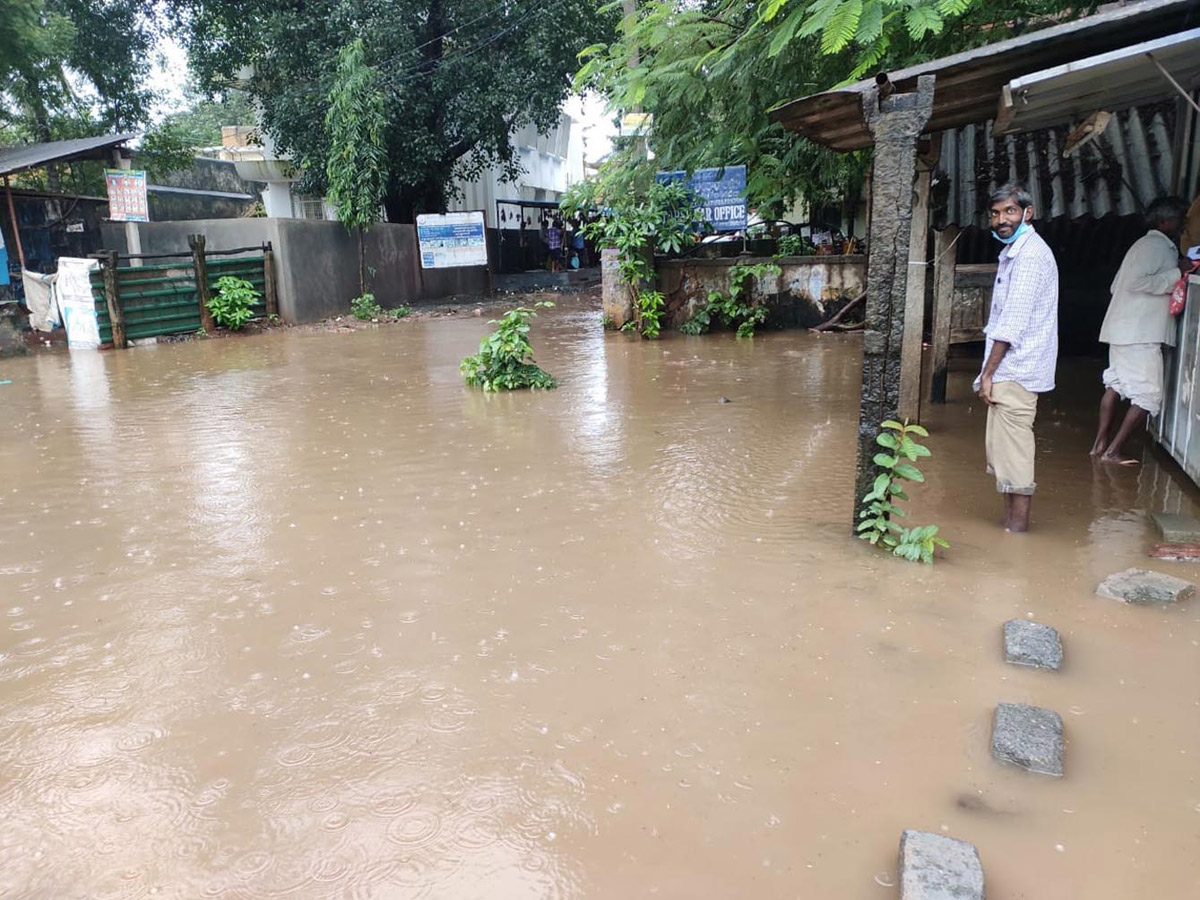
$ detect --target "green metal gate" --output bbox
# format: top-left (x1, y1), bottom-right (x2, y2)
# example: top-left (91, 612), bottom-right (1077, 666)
top-left (91, 253), bottom-right (271, 344)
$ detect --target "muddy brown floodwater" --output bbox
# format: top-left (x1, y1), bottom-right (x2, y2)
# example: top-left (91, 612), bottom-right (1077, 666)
top-left (2, 296), bottom-right (1199, 899)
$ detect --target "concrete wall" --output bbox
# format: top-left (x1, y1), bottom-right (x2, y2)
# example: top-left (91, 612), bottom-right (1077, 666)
top-left (657, 255), bottom-right (867, 329)
top-left (100, 218), bottom-right (490, 323)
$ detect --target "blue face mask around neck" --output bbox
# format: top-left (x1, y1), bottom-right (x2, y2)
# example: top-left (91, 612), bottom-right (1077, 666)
top-left (992, 217), bottom-right (1030, 245)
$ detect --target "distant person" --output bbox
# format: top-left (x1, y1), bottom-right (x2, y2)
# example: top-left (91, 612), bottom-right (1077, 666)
top-left (974, 183), bottom-right (1060, 533)
top-left (1090, 196), bottom-right (1188, 465)
top-left (571, 226), bottom-right (587, 268)
top-left (547, 218), bottom-right (564, 272)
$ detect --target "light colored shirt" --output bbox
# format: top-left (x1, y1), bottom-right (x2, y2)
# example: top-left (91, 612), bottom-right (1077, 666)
top-left (973, 227), bottom-right (1060, 394)
top-left (1100, 229), bottom-right (1181, 347)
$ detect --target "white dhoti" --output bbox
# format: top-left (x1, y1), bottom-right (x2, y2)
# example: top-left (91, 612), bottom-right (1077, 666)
top-left (1103, 343), bottom-right (1163, 416)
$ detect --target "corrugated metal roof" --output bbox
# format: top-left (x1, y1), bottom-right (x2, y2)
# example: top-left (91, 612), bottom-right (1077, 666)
top-left (996, 27), bottom-right (1200, 133)
top-left (769, 0), bottom-right (1199, 151)
top-left (0, 133), bottom-right (138, 177)
top-left (934, 101), bottom-right (1189, 226)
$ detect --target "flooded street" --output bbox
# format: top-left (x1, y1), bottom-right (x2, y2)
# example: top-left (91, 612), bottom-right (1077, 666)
top-left (2, 297), bottom-right (1198, 899)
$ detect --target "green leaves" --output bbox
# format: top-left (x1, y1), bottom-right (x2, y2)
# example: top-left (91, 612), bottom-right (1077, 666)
top-left (208, 276), bottom-right (258, 330)
top-left (325, 39), bottom-right (387, 235)
top-left (462, 303), bottom-right (557, 392)
top-left (857, 418), bottom-right (948, 563)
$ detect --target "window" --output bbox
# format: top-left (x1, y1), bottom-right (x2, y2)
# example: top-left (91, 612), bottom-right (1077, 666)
top-left (293, 194), bottom-right (327, 220)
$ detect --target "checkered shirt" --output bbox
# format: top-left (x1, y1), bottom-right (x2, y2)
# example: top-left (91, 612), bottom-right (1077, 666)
top-left (973, 227), bottom-right (1060, 394)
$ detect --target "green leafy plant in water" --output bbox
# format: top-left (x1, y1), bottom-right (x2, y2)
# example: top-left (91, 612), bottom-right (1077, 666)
top-left (387, 305), bottom-right (411, 319)
top-left (461, 301), bottom-right (558, 392)
top-left (561, 173), bottom-right (708, 339)
top-left (680, 262), bottom-right (780, 337)
top-left (857, 420), bottom-right (949, 564)
top-left (208, 276), bottom-right (258, 330)
top-left (350, 292), bottom-right (383, 320)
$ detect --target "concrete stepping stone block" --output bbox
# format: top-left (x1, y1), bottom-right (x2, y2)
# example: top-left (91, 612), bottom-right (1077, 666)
top-left (1151, 512), bottom-right (1200, 543)
top-left (1003, 619), bottom-right (1061, 670)
top-left (1096, 568), bottom-right (1194, 604)
top-left (898, 829), bottom-right (985, 900)
top-left (991, 702), bottom-right (1063, 777)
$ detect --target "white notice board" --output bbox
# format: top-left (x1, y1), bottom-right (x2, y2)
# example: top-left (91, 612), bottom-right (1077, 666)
top-left (416, 211), bottom-right (488, 269)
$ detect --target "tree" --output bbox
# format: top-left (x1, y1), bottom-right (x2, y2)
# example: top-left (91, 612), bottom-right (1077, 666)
top-left (1, 0), bottom-right (159, 140)
top-left (158, 84), bottom-right (257, 147)
top-left (577, 0), bottom-right (1096, 220)
top-left (325, 39), bottom-right (388, 297)
top-left (175, 0), bottom-right (617, 223)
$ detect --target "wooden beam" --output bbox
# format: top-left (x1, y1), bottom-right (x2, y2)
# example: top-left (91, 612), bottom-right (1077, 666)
top-left (101, 250), bottom-right (126, 349)
top-left (898, 163), bottom-right (932, 422)
top-left (929, 225), bottom-right (959, 404)
top-left (189, 234), bottom-right (216, 333)
top-left (263, 242), bottom-right (279, 319)
top-left (4, 176), bottom-right (25, 269)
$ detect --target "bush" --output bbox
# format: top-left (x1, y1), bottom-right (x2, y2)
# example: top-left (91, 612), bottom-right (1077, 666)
top-left (208, 276), bottom-right (258, 330)
top-left (350, 292), bottom-right (383, 320)
top-left (857, 420), bottom-right (949, 564)
top-left (461, 302), bottom-right (557, 392)
top-left (679, 262), bottom-right (779, 337)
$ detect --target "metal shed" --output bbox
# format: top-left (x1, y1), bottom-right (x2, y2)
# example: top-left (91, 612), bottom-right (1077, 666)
top-left (769, 0), bottom-right (1200, 514)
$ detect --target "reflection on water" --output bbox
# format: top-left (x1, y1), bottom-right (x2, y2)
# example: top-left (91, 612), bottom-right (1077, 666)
top-left (1, 302), bottom-right (1198, 899)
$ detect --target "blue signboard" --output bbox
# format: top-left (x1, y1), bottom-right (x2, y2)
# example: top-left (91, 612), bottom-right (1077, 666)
top-left (656, 165), bottom-right (747, 232)
top-left (416, 211), bottom-right (488, 269)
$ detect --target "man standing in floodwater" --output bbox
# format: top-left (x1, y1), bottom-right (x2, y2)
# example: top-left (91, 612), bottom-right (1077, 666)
top-left (1090, 197), bottom-right (1188, 465)
top-left (974, 184), bottom-right (1060, 533)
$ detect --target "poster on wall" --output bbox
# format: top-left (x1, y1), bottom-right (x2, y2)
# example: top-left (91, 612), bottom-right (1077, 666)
top-left (104, 169), bottom-right (149, 222)
top-left (416, 211), bottom-right (488, 269)
top-left (655, 165), bottom-right (747, 232)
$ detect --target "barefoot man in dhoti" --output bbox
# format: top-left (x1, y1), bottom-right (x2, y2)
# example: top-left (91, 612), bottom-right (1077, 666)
top-left (1091, 197), bottom-right (1188, 465)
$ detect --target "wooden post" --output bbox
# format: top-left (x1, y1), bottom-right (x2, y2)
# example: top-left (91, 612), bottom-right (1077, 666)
top-left (4, 175), bottom-right (25, 269)
top-left (929, 225), bottom-right (960, 404)
top-left (102, 250), bottom-right (127, 349)
top-left (263, 242), bottom-right (279, 318)
top-left (189, 233), bottom-right (215, 332)
top-left (898, 161), bottom-right (932, 421)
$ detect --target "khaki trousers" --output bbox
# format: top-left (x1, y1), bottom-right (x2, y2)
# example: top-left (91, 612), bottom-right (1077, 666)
top-left (985, 381), bottom-right (1038, 495)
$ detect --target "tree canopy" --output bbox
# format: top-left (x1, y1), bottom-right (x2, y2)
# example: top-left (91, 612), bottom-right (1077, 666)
top-left (578, 0), bottom-right (1096, 221)
top-left (175, 0), bottom-right (617, 222)
top-left (1, 0), bottom-right (160, 141)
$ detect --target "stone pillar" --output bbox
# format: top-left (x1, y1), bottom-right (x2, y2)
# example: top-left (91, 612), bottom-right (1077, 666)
top-left (853, 75), bottom-right (936, 520)
top-left (601, 248), bottom-right (632, 329)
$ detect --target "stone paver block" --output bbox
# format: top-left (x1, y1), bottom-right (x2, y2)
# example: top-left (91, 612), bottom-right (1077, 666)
top-left (1097, 568), bottom-right (1195, 604)
top-left (1003, 619), bottom-right (1062, 670)
top-left (898, 829), bottom-right (985, 900)
top-left (1151, 512), bottom-right (1200, 544)
top-left (991, 702), bottom-right (1063, 777)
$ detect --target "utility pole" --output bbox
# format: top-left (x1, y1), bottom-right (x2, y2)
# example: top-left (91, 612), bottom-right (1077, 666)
top-left (111, 148), bottom-right (143, 268)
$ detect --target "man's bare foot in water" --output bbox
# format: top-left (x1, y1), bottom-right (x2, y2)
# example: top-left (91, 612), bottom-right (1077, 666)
top-left (1099, 452), bottom-right (1139, 466)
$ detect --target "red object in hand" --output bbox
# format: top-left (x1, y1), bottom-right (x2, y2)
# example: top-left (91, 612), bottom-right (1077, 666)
top-left (1169, 261), bottom-right (1200, 317)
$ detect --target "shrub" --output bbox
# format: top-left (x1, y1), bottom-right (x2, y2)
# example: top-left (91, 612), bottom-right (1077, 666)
top-left (461, 302), bottom-right (557, 392)
top-left (857, 420), bottom-right (949, 564)
top-left (350, 292), bottom-right (383, 320)
top-left (208, 276), bottom-right (258, 330)
top-left (679, 262), bottom-right (779, 338)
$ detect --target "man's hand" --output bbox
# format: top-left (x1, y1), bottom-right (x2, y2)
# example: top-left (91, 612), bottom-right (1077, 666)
top-left (979, 374), bottom-right (995, 406)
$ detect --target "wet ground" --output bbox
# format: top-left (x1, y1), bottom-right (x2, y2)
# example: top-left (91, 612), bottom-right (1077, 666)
top-left (1, 296), bottom-right (1198, 898)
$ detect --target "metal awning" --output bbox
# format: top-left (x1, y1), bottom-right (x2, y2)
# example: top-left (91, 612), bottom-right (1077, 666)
top-left (0, 133), bottom-right (138, 177)
top-left (769, 0), bottom-right (1198, 151)
top-left (995, 27), bottom-right (1200, 134)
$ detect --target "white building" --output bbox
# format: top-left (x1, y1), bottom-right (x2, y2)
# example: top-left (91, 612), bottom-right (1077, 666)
top-left (230, 94), bottom-right (607, 224)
